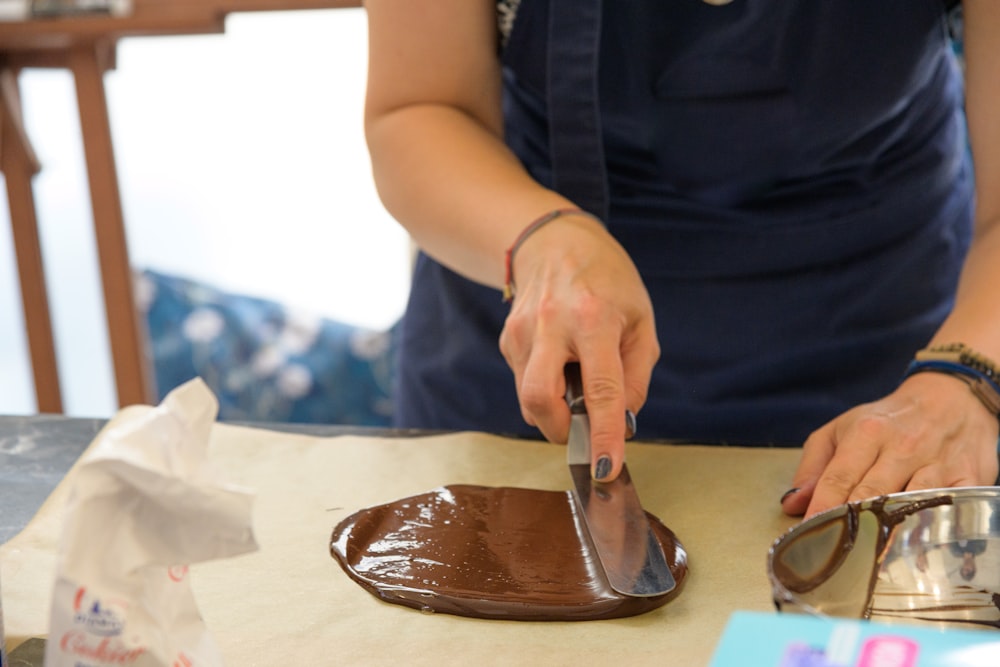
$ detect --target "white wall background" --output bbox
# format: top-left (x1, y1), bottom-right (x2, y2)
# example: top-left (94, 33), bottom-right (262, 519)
top-left (0, 8), bottom-right (411, 417)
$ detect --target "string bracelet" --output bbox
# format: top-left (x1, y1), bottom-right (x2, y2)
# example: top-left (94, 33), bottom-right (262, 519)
top-left (902, 343), bottom-right (1000, 418)
top-left (502, 208), bottom-right (602, 303)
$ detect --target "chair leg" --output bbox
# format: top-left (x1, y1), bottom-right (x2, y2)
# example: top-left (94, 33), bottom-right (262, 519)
top-left (69, 41), bottom-right (153, 408)
top-left (1, 66), bottom-right (64, 414)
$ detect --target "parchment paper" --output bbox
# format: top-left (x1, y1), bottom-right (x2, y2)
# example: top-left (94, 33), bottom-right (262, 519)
top-left (2, 408), bottom-right (801, 666)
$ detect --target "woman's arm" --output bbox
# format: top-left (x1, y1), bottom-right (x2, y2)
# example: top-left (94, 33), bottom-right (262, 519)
top-left (365, 0), bottom-right (570, 286)
top-left (364, 0), bottom-right (660, 477)
top-left (783, 0), bottom-right (1000, 518)
top-left (932, 0), bottom-right (1000, 348)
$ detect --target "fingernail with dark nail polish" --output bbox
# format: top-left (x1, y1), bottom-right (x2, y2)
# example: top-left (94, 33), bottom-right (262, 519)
top-left (594, 456), bottom-right (612, 481)
top-left (780, 487), bottom-right (801, 504)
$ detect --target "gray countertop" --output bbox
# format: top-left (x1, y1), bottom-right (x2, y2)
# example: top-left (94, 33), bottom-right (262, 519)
top-left (0, 414), bottom-right (428, 545)
top-left (0, 415), bottom-right (106, 545)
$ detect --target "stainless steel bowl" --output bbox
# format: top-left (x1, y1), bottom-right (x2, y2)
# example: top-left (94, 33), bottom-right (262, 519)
top-left (768, 487), bottom-right (1000, 630)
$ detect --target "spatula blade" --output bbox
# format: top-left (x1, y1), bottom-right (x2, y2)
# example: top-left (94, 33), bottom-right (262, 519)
top-left (564, 364), bottom-right (676, 597)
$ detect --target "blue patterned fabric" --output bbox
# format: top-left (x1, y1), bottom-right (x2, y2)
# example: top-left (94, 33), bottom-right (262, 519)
top-left (135, 269), bottom-right (396, 426)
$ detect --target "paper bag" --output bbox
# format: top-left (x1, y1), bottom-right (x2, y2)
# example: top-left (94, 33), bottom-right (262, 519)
top-left (44, 379), bottom-right (258, 667)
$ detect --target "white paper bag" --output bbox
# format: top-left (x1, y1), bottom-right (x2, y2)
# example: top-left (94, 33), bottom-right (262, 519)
top-left (45, 379), bottom-right (258, 667)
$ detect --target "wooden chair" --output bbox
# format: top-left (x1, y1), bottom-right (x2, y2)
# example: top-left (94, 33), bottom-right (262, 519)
top-left (0, 1), bottom-right (359, 413)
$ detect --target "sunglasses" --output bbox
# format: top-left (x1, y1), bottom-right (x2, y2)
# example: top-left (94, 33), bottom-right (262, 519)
top-left (768, 487), bottom-right (1000, 629)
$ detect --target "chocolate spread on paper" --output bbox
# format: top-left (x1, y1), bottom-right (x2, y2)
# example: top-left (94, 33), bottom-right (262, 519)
top-left (330, 485), bottom-right (687, 621)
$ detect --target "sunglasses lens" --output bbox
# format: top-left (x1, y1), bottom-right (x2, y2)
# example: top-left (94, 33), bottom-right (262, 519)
top-left (771, 506), bottom-right (883, 618)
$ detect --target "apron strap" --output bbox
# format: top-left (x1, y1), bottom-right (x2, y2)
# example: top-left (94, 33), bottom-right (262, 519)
top-left (546, 0), bottom-right (609, 220)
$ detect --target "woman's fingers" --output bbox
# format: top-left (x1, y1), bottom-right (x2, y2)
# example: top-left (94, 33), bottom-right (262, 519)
top-left (577, 356), bottom-right (628, 480)
top-left (779, 422), bottom-right (836, 516)
top-left (783, 373), bottom-right (1000, 519)
top-left (498, 216), bottom-right (658, 480)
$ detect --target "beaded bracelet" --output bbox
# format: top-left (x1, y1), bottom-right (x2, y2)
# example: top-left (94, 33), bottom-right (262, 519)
top-left (916, 342), bottom-right (1000, 383)
top-left (502, 208), bottom-right (602, 303)
top-left (903, 343), bottom-right (1000, 418)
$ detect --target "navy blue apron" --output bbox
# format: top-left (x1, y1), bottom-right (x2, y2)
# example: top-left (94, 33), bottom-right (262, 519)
top-left (393, 0), bottom-right (973, 445)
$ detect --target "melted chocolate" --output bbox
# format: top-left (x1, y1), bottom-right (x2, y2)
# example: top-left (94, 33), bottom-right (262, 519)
top-left (330, 485), bottom-right (687, 621)
top-left (869, 589), bottom-right (1000, 629)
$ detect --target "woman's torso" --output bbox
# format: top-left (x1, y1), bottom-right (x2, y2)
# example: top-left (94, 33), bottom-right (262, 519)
top-left (394, 0), bottom-right (973, 445)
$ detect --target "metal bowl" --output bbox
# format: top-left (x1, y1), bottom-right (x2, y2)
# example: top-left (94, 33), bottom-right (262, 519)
top-left (768, 487), bottom-right (1000, 630)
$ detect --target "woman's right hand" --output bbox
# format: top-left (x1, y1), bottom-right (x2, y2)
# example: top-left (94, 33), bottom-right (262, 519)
top-left (365, 0), bottom-right (659, 468)
top-left (499, 211), bottom-right (660, 481)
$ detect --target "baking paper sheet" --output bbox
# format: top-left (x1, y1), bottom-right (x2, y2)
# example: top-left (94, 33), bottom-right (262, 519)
top-left (2, 412), bottom-right (800, 665)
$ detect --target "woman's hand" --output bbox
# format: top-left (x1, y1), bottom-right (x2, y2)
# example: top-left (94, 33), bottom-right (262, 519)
top-left (781, 372), bottom-right (999, 519)
top-left (498, 213), bottom-right (660, 481)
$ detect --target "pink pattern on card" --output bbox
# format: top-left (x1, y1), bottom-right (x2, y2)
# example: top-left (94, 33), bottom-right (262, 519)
top-left (857, 636), bottom-right (919, 667)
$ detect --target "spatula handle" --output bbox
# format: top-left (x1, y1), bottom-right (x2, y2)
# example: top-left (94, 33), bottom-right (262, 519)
top-left (564, 363), bottom-right (586, 414)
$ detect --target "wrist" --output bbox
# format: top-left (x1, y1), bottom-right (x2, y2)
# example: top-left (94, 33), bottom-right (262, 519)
top-left (902, 343), bottom-right (1000, 420)
top-left (502, 208), bottom-right (604, 302)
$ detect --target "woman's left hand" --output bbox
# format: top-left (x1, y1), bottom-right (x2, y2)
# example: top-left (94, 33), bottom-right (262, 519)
top-left (781, 372), bottom-right (999, 518)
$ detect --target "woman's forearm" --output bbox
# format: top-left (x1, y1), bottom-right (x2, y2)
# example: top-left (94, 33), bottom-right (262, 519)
top-left (364, 0), bottom-right (575, 290)
top-left (927, 0), bottom-right (1000, 359)
top-left (366, 102), bottom-right (573, 289)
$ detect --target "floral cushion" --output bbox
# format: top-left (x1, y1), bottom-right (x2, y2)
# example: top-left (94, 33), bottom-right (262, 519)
top-left (135, 269), bottom-right (396, 426)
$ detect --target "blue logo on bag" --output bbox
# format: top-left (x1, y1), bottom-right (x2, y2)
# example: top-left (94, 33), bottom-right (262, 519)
top-left (72, 588), bottom-right (124, 637)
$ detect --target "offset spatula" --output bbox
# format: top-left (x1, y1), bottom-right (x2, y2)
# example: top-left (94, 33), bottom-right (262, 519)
top-left (564, 363), bottom-right (676, 597)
